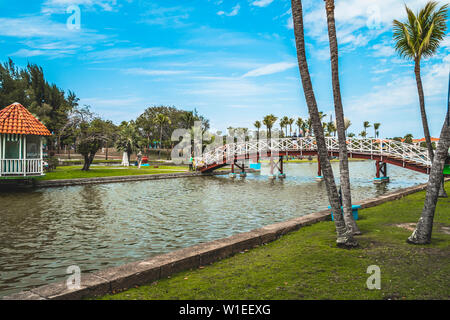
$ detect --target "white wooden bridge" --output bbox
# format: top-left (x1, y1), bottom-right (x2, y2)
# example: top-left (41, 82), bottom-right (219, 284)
top-left (194, 137), bottom-right (433, 174)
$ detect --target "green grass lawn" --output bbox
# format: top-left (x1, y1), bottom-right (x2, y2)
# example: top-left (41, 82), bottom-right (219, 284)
top-left (37, 165), bottom-right (189, 180)
top-left (99, 182), bottom-right (450, 300)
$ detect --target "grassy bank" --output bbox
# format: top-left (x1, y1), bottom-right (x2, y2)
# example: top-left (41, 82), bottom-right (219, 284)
top-left (99, 182), bottom-right (450, 300)
top-left (37, 165), bottom-right (189, 180)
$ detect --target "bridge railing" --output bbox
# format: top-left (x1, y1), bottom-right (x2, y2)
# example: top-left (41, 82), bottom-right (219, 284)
top-left (194, 138), bottom-right (432, 169)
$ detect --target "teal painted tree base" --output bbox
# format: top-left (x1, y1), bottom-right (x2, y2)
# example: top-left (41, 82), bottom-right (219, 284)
top-left (373, 176), bottom-right (390, 184)
top-left (328, 205), bottom-right (361, 221)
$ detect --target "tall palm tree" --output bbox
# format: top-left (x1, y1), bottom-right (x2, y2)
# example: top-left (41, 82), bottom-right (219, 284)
top-left (281, 116), bottom-right (289, 137)
top-left (296, 117), bottom-right (304, 136)
top-left (154, 113), bottom-right (171, 159)
top-left (291, 0), bottom-right (356, 247)
top-left (288, 117), bottom-right (295, 137)
top-left (373, 122), bottom-right (381, 138)
top-left (324, 0), bottom-right (360, 235)
top-left (254, 120), bottom-right (261, 141)
top-left (363, 121), bottom-right (371, 137)
top-left (408, 94), bottom-right (450, 244)
top-left (393, 1), bottom-right (448, 198)
top-left (393, 1), bottom-right (448, 162)
top-left (263, 114), bottom-right (277, 139)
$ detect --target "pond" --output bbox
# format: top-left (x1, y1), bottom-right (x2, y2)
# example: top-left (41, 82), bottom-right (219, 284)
top-left (0, 160), bottom-right (428, 296)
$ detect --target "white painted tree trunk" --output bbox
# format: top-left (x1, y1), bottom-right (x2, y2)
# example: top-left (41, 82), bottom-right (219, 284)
top-left (121, 152), bottom-right (129, 167)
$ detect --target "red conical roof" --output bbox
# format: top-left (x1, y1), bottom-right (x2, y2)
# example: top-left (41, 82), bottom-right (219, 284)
top-left (0, 103), bottom-right (51, 136)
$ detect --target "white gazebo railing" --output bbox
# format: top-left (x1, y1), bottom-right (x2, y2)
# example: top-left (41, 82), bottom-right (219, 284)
top-left (0, 159), bottom-right (43, 177)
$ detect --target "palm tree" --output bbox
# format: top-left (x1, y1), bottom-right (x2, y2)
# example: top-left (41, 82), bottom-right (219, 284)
top-left (359, 131), bottom-right (367, 138)
top-left (324, 0), bottom-right (360, 235)
top-left (393, 1), bottom-right (448, 198)
top-left (263, 114), bottom-right (277, 139)
top-left (347, 132), bottom-right (355, 138)
top-left (153, 113), bottom-right (171, 159)
top-left (393, 1), bottom-right (448, 162)
top-left (296, 117), bottom-right (304, 136)
top-left (363, 121), bottom-right (371, 137)
top-left (281, 116), bottom-right (289, 137)
top-left (254, 120), bottom-right (261, 141)
top-left (408, 105), bottom-right (450, 244)
top-left (373, 122), bottom-right (381, 138)
top-left (115, 121), bottom-right (140, 165)
top-left (288, 117), bottom-right (295, 137)
top-left (291, 0), bottom-right (356, 247)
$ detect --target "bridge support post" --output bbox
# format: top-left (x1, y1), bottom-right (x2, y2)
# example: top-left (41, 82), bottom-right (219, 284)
top-left (229, 163), bottom-right (236, 179)
top-left (373, 161), bottom-right (389, 184)
top-left (268, 155), bottom-right (276, 180)
top-left (278, 155), bottom-right (286, 179)
top-left (315, 155), bottom-right (323, 181)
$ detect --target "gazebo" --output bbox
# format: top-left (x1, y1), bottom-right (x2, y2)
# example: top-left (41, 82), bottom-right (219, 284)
top-left (0, 103), bottom-right (51, 177)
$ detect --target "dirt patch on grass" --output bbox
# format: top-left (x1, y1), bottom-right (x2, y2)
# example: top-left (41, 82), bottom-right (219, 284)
top-left (394, 222), bottom-right (450, 235)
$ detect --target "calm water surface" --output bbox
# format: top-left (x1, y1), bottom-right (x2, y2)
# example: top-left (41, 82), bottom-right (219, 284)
top-left (0, 161), bottom-right (428, 296)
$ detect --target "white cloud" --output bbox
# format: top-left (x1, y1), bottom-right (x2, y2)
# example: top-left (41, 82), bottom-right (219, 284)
top-left (217, 4), bottom-right (241, 17)
top-left (251, 0), bottom-right (274, 7)
top-left (41, 0), bottom-right (120, 13)
top-left (122, 68), bottom-right (190, 76)
top-left (242, 62), bottom-right (297, 77)
top-left (85, 47), bottom-right (189, 61)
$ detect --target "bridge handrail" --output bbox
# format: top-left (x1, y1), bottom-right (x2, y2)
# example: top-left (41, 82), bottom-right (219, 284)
top-left (194, 137), bottom-right (432, 169)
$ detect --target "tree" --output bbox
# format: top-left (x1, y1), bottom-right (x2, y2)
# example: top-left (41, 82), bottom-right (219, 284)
top-left (291, 0), bottom-right (356, 247)
top-left (393, 1), bottom-right (448, 164)
top-left (72, 107), bottom-right (110, 171)
top-left (363, 121), bottom-right (371, 137)
top-left (254, 120), bottom-right (261, 141)
top-left (280, 116), bottom-right (289, 137)
top-left (404, 133), bottom-right (414, 144)
top-left (324, 0), bottom-right (360, 235)
top-left (347, 132), bottom-right (356, 138)
top-left (288, 118), bottom-right (295, 137)
top-left (154, 113), bottom-right (171, 158)
top-left (359, 131), bottom-right (367, 138)
top-left (373, 122), bottom-right (381, 138)
top-left (263, 114), bottom-right (277, 139)
top-left (296, 117), bottom-right (304, 136)
top-left (115, 121), bottom-right (140, 165)
top-left (408, 106), bottom-right (449, 244)
top-left (393, 1), bottom-right (448, 198)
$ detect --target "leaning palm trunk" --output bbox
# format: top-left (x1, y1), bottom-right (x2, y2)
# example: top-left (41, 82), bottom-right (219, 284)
top-left (408, 112), bottom-right (450, 244)
top-left (324, 0), bottom-right (360, 235)
top-left (291, 0), bottom-right (356, 247)
top-left (414, 59), bottom-right (447, 198)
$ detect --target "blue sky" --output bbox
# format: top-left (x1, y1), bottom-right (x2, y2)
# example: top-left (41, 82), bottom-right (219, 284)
top-left (0, 0), bottom-right (449, 138)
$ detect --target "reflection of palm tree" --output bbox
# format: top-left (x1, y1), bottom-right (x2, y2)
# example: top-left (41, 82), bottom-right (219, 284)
top-left (393, 1), bottom-right (448, 162)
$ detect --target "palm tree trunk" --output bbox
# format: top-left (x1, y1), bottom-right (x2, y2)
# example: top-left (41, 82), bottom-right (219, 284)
top-left (414, 59), bottom-right (434, 161)
top-left (324, 0), bottom-right (360, 235)
top-left (291, 0), bottom-right (356, 247)
top-left (408, 113), bottom-right (450, 244)
top-left (414, 59), bottom-right (447, 197)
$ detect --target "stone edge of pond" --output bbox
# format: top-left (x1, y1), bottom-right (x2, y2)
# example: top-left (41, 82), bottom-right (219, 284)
top-left (32, 171), bottom-right (230, 188)
top-left (2, 179), bottom-right (447, 300)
